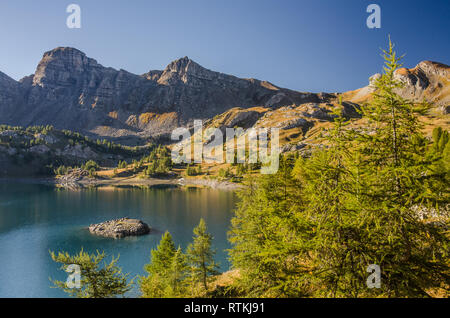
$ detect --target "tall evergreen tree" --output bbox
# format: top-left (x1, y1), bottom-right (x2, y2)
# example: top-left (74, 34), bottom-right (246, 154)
top-left (229, 38), bottom-right (449, 297)
top-left (347, 39), bottom-right (449, 296)
top-left (168, 247), bottom-right (189, 296)
top-left (187, 218), bottom-right (219, 292)
top-left (229, 157), bottom-right (309, 297)
top-left (424, 127), bottom-right (450, 206)
top-left (140, 231), bottom-right (188, 297)
top-left (291, 105), bottom-right (368, 297)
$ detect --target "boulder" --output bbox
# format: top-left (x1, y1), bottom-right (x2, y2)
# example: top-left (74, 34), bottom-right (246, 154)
top-left (89, 217), bottom-right (151, 238)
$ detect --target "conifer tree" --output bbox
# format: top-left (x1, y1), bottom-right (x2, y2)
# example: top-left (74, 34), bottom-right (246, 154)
top-left (140, 231), bottom-right (188, 297)
top-left (168, 247), bottom-right (189, 297)
top-left (229, 157), bottom-right (308, 297)
top-left (425, 127), bottom-right (450, 205)
top-left (291, 105), bottom-right (368, 297)
top-left (348, 39), bottom-right (449, 296)
top-left (50, 249), bottom-right (132, 298)
top-left (229, 38), bottom-right (449, 297)
top-left (187, 219), bottom-right (219, 291)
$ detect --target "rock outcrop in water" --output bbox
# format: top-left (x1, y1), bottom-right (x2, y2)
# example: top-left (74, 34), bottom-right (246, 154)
top-left (89, 217), bottom-right (151, 238)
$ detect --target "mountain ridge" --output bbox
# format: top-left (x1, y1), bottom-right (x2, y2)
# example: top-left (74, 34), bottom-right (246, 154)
top-left (0, 47), bottom-right (448, 145)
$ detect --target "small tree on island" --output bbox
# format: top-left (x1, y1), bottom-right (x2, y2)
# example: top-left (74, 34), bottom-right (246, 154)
top-left (50, 249), bottom-right (133, 298)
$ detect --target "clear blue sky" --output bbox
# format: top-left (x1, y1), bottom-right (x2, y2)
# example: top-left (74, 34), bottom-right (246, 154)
top-left (0, 0), bottom-right (448, 92)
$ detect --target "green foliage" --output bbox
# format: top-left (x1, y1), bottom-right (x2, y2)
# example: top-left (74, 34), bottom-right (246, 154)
top-left (82, 160), bottom-right (99, 171)
top-left (140, 232), bottom-right (188, 298)
top-left (218, 167), bottom-right (233, 179)
top-left (186, 164), bottom-right (194, 176)
top-left (50, 249), bottom-right (133, 298)
top-left (140, 220), bottom-right (220, 297)
top-left (228, 158), bottom-right (308, 297)
top-left (88, 167), bottom-right (96, 178)
top-left (186, 219), bottom-right (220, 291)
top-left (117, 160), bottom-right (128, 169)
top-left (54, 165), bottom-right (71, 176)
top-left (228, 39), bottom-right (450, 298)
top-left (235, 163), bottom-right (247, 177)
top-left (186, 164), bottom-right (202, 176)
top-left (143, 146), bottom-right (173, 177)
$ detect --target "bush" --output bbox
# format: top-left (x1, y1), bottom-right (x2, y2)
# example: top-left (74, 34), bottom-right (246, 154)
top-left (82, 160), bottom-right (99, 171)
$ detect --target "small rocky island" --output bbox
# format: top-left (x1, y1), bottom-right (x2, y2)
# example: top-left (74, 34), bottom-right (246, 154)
top-left (89, 218), bottom-right (151, 238)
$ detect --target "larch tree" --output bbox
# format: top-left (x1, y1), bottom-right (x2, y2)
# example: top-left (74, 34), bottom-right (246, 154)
top-left (187, 218), bottom-right (219, 292)
top-left (140, 231), bottom-right (188, 297)
top-left (50, 249), bottom-right (132, 298)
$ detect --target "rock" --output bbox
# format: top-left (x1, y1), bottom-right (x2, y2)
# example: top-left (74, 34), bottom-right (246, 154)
top-left (56, 168), bottom-right (90, 189)
top-left (89, 217), bottom-right (151, 239)
top-left (439, 105), bottom-right (450, 115)
top-left (281, 142), bottom-right (307, 153)
top-left (29, 144), bottom-right (50, 154)
top-left (356, 61), bottom-right (450, 109)
top-left (299, 103), bottom-right (334, 121)
top-left (60, 144), bottom-right (99, 160)
top-left (0, 49), bottom-right (447, 147)
top-left (254, 106), bottom-right (314, 133)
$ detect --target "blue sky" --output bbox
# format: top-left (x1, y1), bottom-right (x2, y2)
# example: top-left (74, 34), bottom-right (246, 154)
top-left (0, 0), bottom-right (448, 92)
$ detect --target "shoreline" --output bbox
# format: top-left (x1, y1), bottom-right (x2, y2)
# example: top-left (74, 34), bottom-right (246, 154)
top-left (0, 175), bottom-right (243, 191)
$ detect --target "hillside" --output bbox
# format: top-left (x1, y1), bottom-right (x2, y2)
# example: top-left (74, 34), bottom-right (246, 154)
top-left (206, 60), bottom-right (449, 153)
top-left (0, 124), bottom-right (150, 177)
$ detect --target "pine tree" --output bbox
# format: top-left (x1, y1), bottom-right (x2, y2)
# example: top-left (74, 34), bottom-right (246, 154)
top-left (344, 39), bottom-right (449, 296)
top-left (50, 249), bottom-right (132, 298)
top-left (229, 157), bottom-right (309, 297)
top-left (290, 105), bottom-right (369, 297)
top-left (168, 247), bottom-right (189, 297)
top-left (228, 38), bottom-right (449, 297)
top-left (187, 219), bottom-right (219, 292)
top-left (141, 231), bottom-right (175, 297)
top-left (425, 127), bottom-right (450, 206)
top-left (140, 232), bottom-right (189, 297)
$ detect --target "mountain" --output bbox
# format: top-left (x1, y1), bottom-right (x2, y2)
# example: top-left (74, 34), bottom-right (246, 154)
top-left (0, 47), bottom-right (448, 146)
top-left (0, 47), bottom-right (332, 144)
top-left (343, 60), bottom-right (450, 114)
top-left (204, 61), bottom-right (449, 153)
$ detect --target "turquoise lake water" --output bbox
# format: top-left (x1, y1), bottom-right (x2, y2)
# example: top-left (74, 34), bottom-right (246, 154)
top-left (0, 182), bottom-right (238, 297)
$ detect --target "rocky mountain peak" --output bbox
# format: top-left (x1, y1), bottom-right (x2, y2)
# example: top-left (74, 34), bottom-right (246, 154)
top-left (158, 56), bottom-right (213, 85)
top-left (346, 60), bottom-right (449, 111)
top-left (0, 71), bottom-right (17, 85)
top-left (32, 47), bottom-right (100, 88)
top-left (416, 60), bottom-right (449, 78)
top-left (165, 56), bottom-right (196, 72)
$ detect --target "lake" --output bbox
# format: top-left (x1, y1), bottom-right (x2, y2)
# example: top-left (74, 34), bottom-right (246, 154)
top-left (0, 181), bottom-right (239, 297)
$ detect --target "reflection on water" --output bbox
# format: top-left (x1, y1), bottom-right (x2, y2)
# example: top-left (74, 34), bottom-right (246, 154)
top-left (0, 182), bottom-right (238, 297)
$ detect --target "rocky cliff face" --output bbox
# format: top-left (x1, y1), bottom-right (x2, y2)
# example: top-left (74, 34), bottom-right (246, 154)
top-left (0, 48), bottom-right (448, 145)
top-left (344, 60), bottom-right (450, 114)
top-left (0, 47), bottom-right (331, 144)
top-left (0, 71), bottom-right (24, 122)
top-left (394, 61), bottom-right (450, 114)
top-left (142, 56), bottom-right (325, 118)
